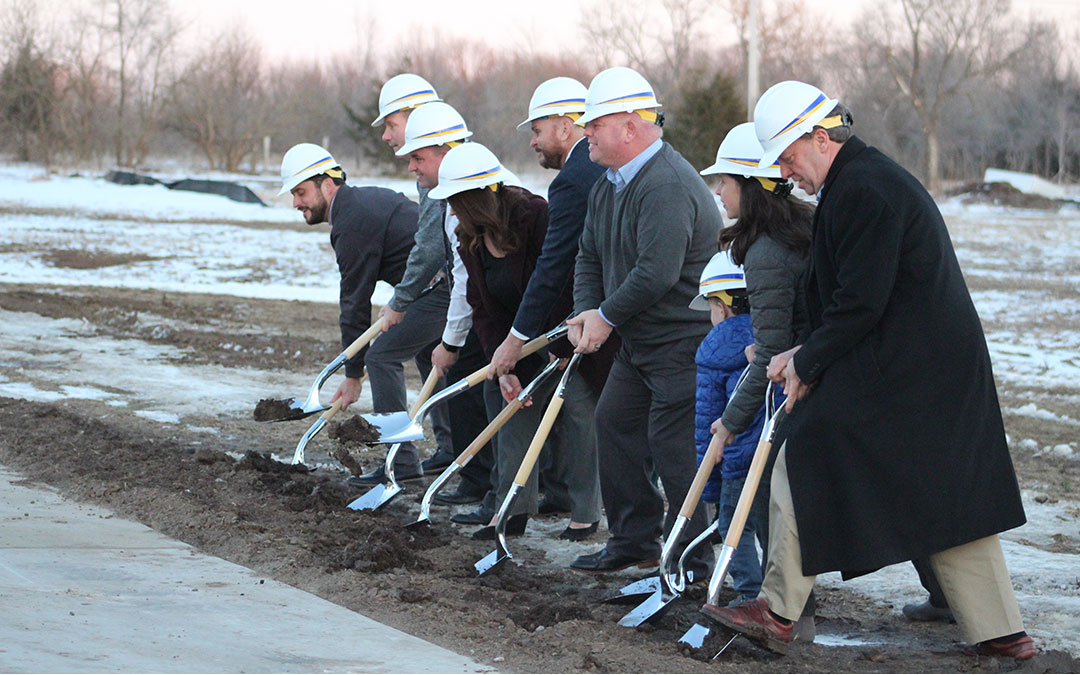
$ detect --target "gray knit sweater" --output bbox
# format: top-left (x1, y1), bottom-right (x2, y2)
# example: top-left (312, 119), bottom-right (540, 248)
top-left (387, 184), bottom-right (445, 312)
top-left (574, 142), bottom-right (721, 346)
top-left (719, 234), bottom-right (809, 434)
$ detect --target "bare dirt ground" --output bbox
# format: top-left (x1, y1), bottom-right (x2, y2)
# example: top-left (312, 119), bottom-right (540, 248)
top-left (0, 282), bottom-right (1077, 674)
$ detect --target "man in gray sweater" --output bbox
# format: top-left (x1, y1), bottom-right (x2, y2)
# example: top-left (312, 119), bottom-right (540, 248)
top-left (569, 67), bottom-right (720, 574)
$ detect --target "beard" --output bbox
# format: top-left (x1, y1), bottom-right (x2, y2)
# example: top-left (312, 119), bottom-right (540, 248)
top-left (537, 146), bottom-right (564, 170)
top-left (301, 193), bottom-right (329, 224)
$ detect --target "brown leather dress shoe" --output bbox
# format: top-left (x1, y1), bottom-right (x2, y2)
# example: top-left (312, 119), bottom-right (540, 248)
top-left (964, 634), bottom-right (1036, 660)
top-left (700, 597), bottom-right (793, 654)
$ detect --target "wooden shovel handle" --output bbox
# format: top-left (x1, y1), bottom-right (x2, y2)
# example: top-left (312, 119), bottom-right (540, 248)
top-left (455, 399), bottom-right (524, 467)
top-left (320, 397), bottom-right (345, 422)
top-left (463, 332), bottom-right (555, 388)
top-left (512, 394), bottom-right (565, 486)
top-left (680, 433), bottom-right (723, 519)
top-left (722, 435), bottom-right (773, 549)
top-left (409, 368), bottom-right (441, 417)
top-left (343, 318), bottom-right (385, 360)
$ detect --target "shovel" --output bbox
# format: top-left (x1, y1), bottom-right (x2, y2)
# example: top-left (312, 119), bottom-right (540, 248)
top-left (344, 367), bottom-right (441, 511)
top-left (475, 353), bottom-right (581, 576)
top-left (263, 278), bottom-right (445, 423)
top-left (349, 323), bottom-right (571, 511)
top-left (679, 382), bottom-right (786, 653)
top-left (607, 365), bottom-right (751, 606)
top-left (290, 370), bottom-right (367, 466)
top-left (406, 358), bottom-right (563, 529)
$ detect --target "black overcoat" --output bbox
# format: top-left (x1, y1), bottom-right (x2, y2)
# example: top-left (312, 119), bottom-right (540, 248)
top-left (785, 136), bottom-right (1026, 576)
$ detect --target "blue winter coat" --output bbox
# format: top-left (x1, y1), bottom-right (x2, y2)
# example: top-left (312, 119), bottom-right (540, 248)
top-left (695, 314), bottom-right (766, 502)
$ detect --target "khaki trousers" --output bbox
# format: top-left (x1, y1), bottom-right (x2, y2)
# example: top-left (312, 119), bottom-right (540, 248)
top-left (760, 442), bottom-right (1025, 643)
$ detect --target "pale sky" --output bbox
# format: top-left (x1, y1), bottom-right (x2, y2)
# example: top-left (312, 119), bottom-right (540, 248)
top-left (174, 0), bottom-right (1079, 66)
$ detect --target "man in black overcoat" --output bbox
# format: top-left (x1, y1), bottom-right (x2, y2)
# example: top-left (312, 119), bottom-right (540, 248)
top-left (704, 81), bottom-right (1034, 660)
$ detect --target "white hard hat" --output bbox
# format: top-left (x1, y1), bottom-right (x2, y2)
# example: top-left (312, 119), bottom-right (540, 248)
top-left (517, 77), bottom-right (588, 129)
top-left (701, 123), bottom-right (781, 179)
top-left (753, 80), bottom-right (838, 170)
top-left (371, 73), bottom-right (442, 127)
top-left (428, 143), bottom-right (512, 200)
top-left (690, 251), bottom-right (746, 311)
top-left (395, 102), bottom-right (474, 157)
top-left (577, 66), bottom-right (661, 127)
top-left (278, 143), bottom-right (340, 196)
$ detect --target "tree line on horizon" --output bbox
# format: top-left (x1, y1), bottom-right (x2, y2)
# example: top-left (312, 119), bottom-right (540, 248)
top-left (2, 0), bottom-right (1077, 193)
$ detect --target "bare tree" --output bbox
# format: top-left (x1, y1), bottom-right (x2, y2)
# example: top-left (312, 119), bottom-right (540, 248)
top-left (0, 0), bottom-right (58, 163)
top-left (166, 27), bottom-right (266, 172)
top-left (858, 0), bottom-right (1040, 191)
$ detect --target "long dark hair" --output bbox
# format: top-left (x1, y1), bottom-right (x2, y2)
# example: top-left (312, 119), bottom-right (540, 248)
top-left (449, 185), bottom-right (527, 255)
top-left (718, 176), bottom-right (813, 265)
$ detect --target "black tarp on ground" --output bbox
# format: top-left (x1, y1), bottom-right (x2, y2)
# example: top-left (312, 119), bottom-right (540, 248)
top-left (166, 179), bottom-right (266, 206)
top-left (105, 171), bottom-right (161, 186)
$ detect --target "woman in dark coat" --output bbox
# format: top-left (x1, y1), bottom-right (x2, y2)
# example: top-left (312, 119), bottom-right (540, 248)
top-left (431, 142), bottom-right (598, 540)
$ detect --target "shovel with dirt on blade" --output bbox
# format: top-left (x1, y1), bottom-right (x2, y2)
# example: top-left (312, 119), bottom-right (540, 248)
top-left (475, 353), bottom-right (581, 576)
top-left (348, 323), bottom-right (570, 512)
top-left (258, 279), bottom-right (444, 423)
top-left (678, 381), bottom-right (788, 656)
top-left (405, 357), bottom-right (563, 530)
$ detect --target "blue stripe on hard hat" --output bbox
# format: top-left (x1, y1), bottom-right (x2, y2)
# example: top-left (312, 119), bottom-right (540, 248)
top-left (456, 166), bottom-right (501, 181)
top-left (598, 92), bottom-right (653, 105)
top-left (772, 93), bottom-right (827, 140)
top-left (701, 273), bottom-right (743, 286)
top-left (538, 98), bottom-right (586, 108)
top-left (388, 89), bottom-right (436, 106)
top-left (417, 123), bottom-right (466, 139)
top-left (296, 156), bottom-right (335, 174)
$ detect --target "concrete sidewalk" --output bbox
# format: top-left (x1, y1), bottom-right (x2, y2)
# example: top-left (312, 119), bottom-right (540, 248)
top-left (0, 469), bottom-right (487, 673)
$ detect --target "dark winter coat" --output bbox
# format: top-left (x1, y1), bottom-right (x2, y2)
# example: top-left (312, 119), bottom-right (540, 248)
top-left (328, 185), bottom-right (418, 378)
top-left (785, 136), bottom-right (1026, 577)
top-left (694, 315), bottom-right (764, 502)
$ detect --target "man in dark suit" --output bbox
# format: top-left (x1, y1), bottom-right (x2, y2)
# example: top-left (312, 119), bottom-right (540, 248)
top-left (705, 81), bottom-right (1033, 660)
top-left (486, 77), bottom-right (609, 539)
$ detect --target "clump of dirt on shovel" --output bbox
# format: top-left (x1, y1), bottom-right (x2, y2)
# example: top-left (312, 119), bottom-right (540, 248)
top-left (328, 415), bottom-right (381, 445)
top-left (252, 397), bottom-right (305, 422)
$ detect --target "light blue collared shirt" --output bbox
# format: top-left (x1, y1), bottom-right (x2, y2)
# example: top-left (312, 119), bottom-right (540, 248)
top-left (605, 138), bottom-right (663, 194)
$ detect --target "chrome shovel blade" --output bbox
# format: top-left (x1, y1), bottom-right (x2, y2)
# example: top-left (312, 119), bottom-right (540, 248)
top-left (603, 576), bottom-right (660, 603)
top-left (346, 482), bottom-right (402, 511)
top-left (474, 548), bottom-right (507, 575)
top-left (618, 589), bottom-right (678, 627)
top-left (679, 622), bottom-right (712, 649)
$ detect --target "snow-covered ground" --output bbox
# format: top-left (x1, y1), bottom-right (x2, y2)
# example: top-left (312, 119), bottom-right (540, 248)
top-left (0, 164), bottom-right (1077, 654)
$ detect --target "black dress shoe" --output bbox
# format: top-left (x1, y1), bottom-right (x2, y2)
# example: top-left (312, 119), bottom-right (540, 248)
top-left (537, 499), bottom-right (571, 516)
top-left (450, 505), bottom-right (495, 525)
top-left (570, 548), bottom-right (659, 573)
top-left (432, 486), bottom-right (483, 505)
top-left (346, 463), bottom-right (423, 488)
top-left (421, 450), bottom-right (454, 475)
top-left (471, 514), bottom-right (528, 540)
top-left (558, 522), bottom-right (599, 541)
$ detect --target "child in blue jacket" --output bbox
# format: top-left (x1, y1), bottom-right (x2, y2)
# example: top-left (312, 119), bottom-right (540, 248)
top-left (692, 251), bottom-right (769, 604)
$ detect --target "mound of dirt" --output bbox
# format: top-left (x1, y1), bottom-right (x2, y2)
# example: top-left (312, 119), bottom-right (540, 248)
top-left (946, 182), bottom-right (1064, 210)
top-left (328, 415), bottom-right (382, 445)
top-left (253, 398), bottom-right (306, 422)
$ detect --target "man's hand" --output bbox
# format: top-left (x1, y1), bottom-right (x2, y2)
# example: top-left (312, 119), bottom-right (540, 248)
top-left (567, 310), bottom-right (613, 354)
top-left (378, 304), bottom-right (405, 332)
top-left (489, 333), bottom-right (526, 379)
top-left (768, 345), bottom-right (810, 412)
top-left (330, 376), bottom-right (363, 410)
top-left (499, 374), bottom-right (523, 403)
top-left (431, 343), bottom-right (459, 378)
top-left (744, 343), bottom-right (757, 363)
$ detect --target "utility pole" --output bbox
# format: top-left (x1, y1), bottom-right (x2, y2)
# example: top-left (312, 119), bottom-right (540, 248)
top-left (747, 0), bottom-right (760, 121)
